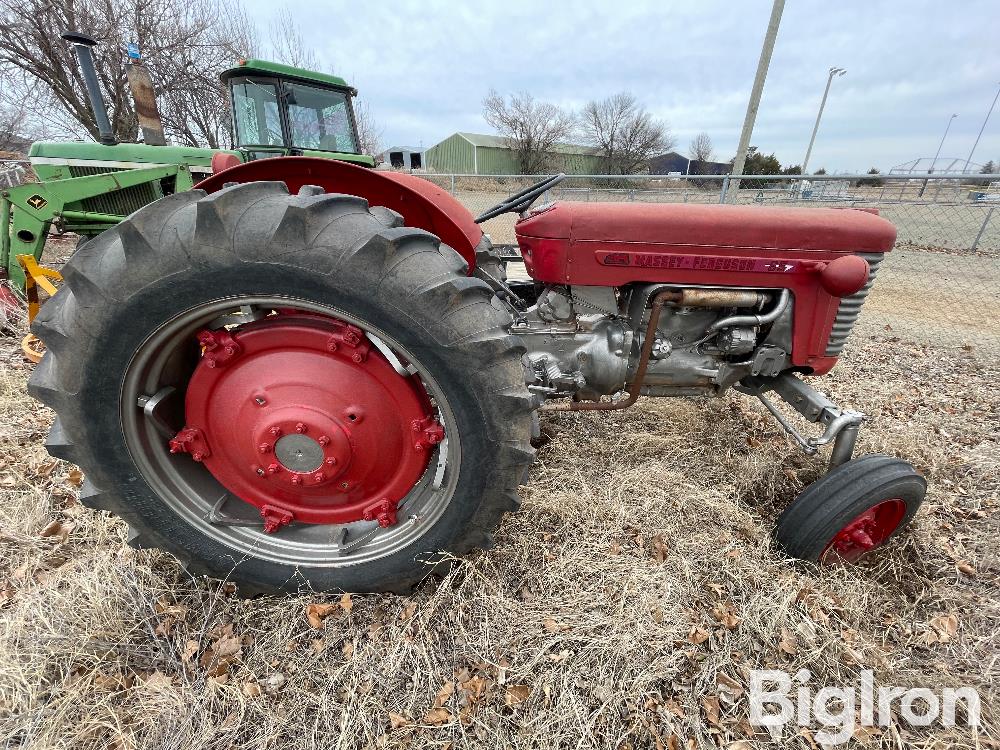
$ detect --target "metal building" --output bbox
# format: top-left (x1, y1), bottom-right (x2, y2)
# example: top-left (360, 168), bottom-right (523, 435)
top-left (424, 132), bottom-right (608, 175)
top-left (379, 146), bottom-right (425, 171)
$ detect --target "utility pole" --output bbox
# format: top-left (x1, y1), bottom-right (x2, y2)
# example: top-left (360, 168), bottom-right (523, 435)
top-left (730, 0), bottom-right (785, 195)
top-left (963, 83), bottom-right (1000, 174)
top-left (801, 67), bottom-right (846, 177)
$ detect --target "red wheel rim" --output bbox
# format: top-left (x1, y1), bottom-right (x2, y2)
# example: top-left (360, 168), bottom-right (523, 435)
top-left (821, 499), bottom-right (907, 563)
top-left (168, 310), bottom-right (443, 531)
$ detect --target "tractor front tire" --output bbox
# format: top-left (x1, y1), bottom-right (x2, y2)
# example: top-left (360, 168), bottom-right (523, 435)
top-left (774, 454), bottom-right (926, 563)
top-left (29, 182), bottom-right (534, 594)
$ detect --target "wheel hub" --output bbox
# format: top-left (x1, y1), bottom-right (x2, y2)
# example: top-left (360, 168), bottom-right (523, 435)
top-left (168, 312), bottom-right (444, 530)
top-left (823, 498), bottom-right (906, 562)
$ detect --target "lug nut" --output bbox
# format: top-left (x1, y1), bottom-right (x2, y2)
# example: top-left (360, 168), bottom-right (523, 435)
top-left (325, 457), bottom-right (337, 466)
top-left (327, 341), bottom-right (338, 352)
top-left (269, 426), bottom-right (282, 437)
top-left (291, 476), bottom-right (302, 485)
top-left (317, 435), bottom-right (330, 446)
top-left (295, 422), bottom-right (307, 434)
top-left (313, 472), bottom-right (325, 483)
top-left (352, 353), bottom-right (363, 363)
top-left (258, 443), bottom-right (270, 453)
top-left (267, 463), bottom-right (280, 475)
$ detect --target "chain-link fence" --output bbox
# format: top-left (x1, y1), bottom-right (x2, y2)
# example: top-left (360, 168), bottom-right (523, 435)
top-left (417, 173), bottom-right (1000, 353)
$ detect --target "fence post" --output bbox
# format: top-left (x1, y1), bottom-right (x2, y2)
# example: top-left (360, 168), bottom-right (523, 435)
top-left (719, 175), bottom-right (731, 204)
top-left (972, 206), bottom-right (995, 251)
top-left (450, 175), bottom-right (455, 196)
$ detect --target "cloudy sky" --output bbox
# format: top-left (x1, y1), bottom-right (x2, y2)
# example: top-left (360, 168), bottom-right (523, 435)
top-left (245, 0), bottom-right (999, 173)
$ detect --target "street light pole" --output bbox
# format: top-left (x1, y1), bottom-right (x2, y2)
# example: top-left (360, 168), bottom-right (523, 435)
top-left (729, 0), bottom-right (785, 195)
top-left (801, 67), bottom-right (845, 177)
top-left (963, 83), bottom-right (1000, 174)
top-left (920, 112), bottom-right (957, 197)
top-left (930, 113), bottom-right (958, 173)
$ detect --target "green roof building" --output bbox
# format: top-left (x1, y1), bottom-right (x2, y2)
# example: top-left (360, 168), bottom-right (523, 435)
top-left (424, 132), bottom-right (609, 175)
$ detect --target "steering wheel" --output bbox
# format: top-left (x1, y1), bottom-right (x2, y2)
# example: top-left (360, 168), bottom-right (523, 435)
top-left (474, 173), bottom-right (566, 224)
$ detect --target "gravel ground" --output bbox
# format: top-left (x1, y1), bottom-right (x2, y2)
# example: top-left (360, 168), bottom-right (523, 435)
top-left (1, 276), bottom-right (997, 749)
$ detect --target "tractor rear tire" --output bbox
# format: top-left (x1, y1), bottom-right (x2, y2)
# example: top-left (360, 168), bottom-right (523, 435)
top-left (29, 182), bottom-right (534, 594)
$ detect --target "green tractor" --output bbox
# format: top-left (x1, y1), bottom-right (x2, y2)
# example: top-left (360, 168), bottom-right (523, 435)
top-left (1, 32), bottom-right (374, 294)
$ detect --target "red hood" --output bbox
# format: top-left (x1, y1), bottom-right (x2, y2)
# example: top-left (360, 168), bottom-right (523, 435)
top-left (516, 202), bottom-right (896, 254)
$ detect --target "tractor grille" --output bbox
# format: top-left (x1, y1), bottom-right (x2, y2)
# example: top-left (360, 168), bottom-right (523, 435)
top-left (68, 165), bottom-right (162, 218)
top-left (825, 252), bottom-right (884, 356)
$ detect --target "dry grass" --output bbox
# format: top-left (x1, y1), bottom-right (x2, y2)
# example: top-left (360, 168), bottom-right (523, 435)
top-left (1, 304), bottom-right (998, 748)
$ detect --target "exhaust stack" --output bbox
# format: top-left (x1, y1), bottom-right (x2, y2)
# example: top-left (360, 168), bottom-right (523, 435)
top-left (61, 31), bottom-right (117, 146)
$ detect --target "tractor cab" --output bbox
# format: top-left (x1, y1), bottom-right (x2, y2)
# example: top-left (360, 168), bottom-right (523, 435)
top-left (220, 59), bottom-right (373, 166)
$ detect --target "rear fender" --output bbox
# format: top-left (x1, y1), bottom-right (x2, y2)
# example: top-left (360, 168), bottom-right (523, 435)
top-left (195, 157), bottom-right (483, 271)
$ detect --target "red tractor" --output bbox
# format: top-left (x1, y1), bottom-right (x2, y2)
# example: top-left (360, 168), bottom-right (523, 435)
top-left (29, 158), bottom-right (926, 594)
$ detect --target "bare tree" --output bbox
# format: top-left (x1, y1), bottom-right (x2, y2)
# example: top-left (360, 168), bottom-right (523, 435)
top-left (269, 6), bottom-right (322, 71)
top-left (0, 0), bottom-right (256, 148)
top-left (687, 132), bottom-right (714, 173)
top-left (0, 99), bottom-right (27, 153)
top-left (482, 90), bottom-right (576, 174)
top-left (580, 92), bottom-right (675, 175)
top-left (353, 101), bottom-right (383, 158)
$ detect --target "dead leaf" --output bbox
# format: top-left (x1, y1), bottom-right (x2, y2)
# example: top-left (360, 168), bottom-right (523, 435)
top-left (342, 640), bottom-right (355, 659)
top-left (39, 519), bottom-right (70, 541)
top-left (688, 626), bottom-right (710, 645)
top-left (957, 561), bottom-right (977, 577)
top-left (652, 534), bottom-right (669, 563)
top-left (66, 468), bottom-right (83, 487)
top-left (243, 681), bottom-right (261, 697)
top-left (212, 635), bottom-right (242, 659)
top-left (400, 601), bottom-right (418, 621)
top-left (930, 613), bottom-right (959, 642)
top-left (263, 673), bottom-right (285, 694)
top-left (505, 684), bottom-right (531, 707)
top-left (665, 697), bottom-right (685, 718)
top-left (181, 640), bottom-right (199, 662)
top-left (543, 617), bottom-right (569, 633)
top-left (717, 672), bottom-right (744, 697)
top-left (199, 629), bottom-right (243, 677)
top-left (778, 627), bottom-right (798, 655)
top-left (388, 711), bottom-right (411, 729)
top-left (711, 602), bottom-right (741, 629)
top-left (340, 592), bottom-right (354, 613)
top-left (433, 680), bottom-right (454, 708)
top-left (305, 603), bottom-right (338, 629)
top-left (141, 670), bottom-right (173, 690)
top-left (798, 726), bottom-right (820, 750)
top-left (460, 675), bottom-right (489, 704)
top-left (422, 707), bottom-right (452, 725)
top-left (702, 695), bottom-right (721, 725)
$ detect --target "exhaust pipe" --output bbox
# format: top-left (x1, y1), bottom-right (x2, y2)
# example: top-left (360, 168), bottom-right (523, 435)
top-left (61, 31), bottom-right (117, 146)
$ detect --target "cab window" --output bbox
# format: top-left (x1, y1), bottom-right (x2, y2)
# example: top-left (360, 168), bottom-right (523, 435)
top-left (231, 80), bottom-right (283, 147)
top-left (284, 81), bottom-right (357, 153)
